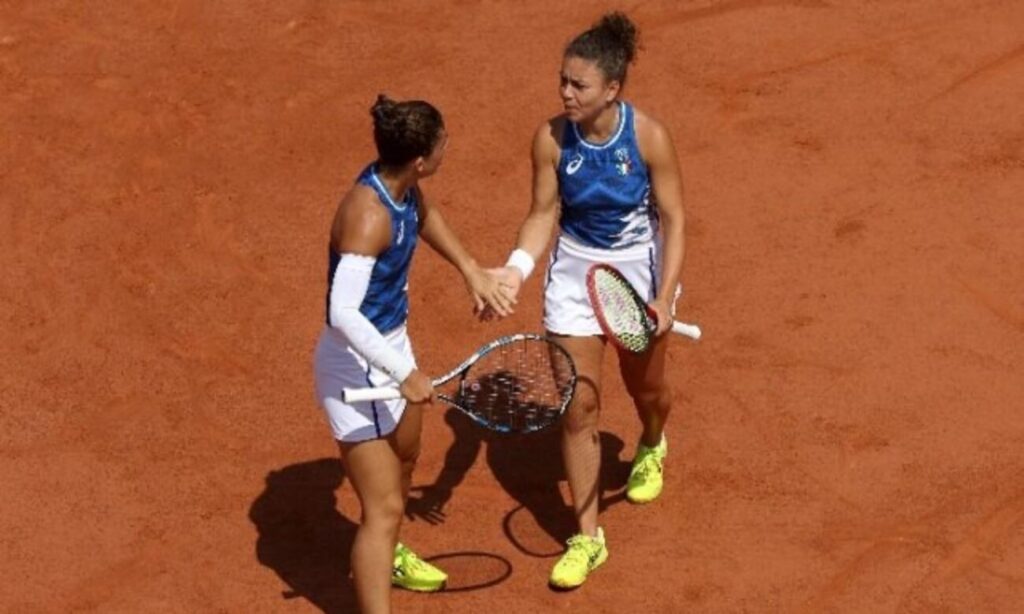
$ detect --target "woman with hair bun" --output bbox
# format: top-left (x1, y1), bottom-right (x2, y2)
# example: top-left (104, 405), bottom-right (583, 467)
top-left (314, 95), bottom-right (513, 611)
top-left (496, 12), bottom-right (689, 588)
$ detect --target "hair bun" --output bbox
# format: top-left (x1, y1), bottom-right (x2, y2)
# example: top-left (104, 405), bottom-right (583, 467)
top-left (371, 94), bottom-right (396, 123)
top-left (598, 12), bottom-right (638, 63)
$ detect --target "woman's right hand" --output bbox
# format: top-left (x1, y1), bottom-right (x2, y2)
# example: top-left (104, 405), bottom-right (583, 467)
top-left (477, 267), bottom-right (523, 321)
top-left (465, 265), bottom-right (516, 318)
top-left (399, 369), bottom-right (435, 404)
top-left (495, 266), bottom-right (524, 300)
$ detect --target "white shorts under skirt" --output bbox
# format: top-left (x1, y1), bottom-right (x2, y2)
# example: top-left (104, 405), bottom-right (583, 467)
top-left (543, 234), bottom-right (678, 337)
top-left (313, 324), bottom-right (417, 443)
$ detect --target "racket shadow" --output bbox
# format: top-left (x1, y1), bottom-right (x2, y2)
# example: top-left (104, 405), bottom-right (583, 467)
top-left (410, 409), bottom-right (631, 557)
top-left (491, 428), bottom-right (631, 557)
top-left (249, 458), bottom-right (358, 614)
top-left (423, 551), bottom-right (513, 593)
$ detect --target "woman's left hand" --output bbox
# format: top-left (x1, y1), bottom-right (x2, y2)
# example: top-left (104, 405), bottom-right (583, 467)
top-left (648, 297), bottom-right (674, 336)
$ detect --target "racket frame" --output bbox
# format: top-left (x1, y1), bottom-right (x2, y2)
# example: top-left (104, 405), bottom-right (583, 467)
top-left (587, 263), bottom-right (658, 353)
top-left (342, 333), bottom-right (577, 434)
top-left (586, 262), bottom-right (702, 353)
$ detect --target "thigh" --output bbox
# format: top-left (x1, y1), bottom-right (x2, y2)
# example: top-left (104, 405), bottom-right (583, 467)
top-left (339, 438), bottom-right (402, 508)
top-left (388, 401), bottom-right (423, 464)
top-left (548, 334), bottom-right (607, 411)
top-left (617, 330), bottom-right (671, 397)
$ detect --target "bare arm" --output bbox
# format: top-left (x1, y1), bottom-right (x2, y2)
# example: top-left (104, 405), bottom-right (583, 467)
top-left (331, 186), bottom-right (391, 256)
top-left (418, 189), bottom-right (514, 316)
top-left (503, 120), bottom-right (563, 289)
top-left (637, 112), bottom-right (686, 334)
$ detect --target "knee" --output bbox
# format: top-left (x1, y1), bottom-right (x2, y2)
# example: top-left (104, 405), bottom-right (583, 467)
top-left (362, 492), bottom-right (405, 530)
top-left (628, 384), bottom-right (672, 410)
top-left (396, 441), bottom-right (421, 468)
top-left (563, 393), bottom-right (600, 435)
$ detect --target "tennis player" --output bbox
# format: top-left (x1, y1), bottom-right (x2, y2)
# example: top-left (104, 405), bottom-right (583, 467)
top-left (497, 12), bottom-right (687, 588)
top-left (314, 94), bottom-right (513, 612)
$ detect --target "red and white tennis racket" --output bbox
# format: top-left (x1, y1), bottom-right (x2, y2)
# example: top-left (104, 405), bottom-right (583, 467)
top-left (586, 263), bottom-right (702, 353)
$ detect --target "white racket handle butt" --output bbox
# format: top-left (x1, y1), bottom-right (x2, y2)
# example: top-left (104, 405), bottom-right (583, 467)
top-left (342, 387), bottom-right (403, 403)
top-left (672, 321), bottom-right (702, 340)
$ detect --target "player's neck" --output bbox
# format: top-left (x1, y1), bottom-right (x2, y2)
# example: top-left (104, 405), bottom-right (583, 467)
top-left (580, 102), bottom-right (620, 143)
top-left (376, 165), bottom-right (416, 202)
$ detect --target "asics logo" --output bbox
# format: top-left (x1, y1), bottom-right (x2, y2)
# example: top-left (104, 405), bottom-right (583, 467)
top-left (566, 153), bottom-right (584, 175)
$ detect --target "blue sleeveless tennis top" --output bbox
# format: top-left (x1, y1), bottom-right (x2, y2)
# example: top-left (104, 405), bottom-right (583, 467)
top-left (326, 163), bottom-right (419, 333)
top-left (557, 102), bottom-right (658, 249)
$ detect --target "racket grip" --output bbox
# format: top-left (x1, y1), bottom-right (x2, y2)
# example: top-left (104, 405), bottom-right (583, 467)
top-left (671, 320), bottom-right (702, 340)
top-left (341, 386), bottom-right (403, 403)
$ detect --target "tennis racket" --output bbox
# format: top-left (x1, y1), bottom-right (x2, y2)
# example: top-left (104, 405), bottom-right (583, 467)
top-left (586, 263), bottom-right (702, 353)
top-left (341, 334), bottom-right (576, 434)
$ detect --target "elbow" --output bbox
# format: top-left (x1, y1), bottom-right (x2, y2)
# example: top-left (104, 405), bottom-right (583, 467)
top-left (661, 209), bottom-right (685, 236)
top-left (328, 306), bottom-right (360, 332)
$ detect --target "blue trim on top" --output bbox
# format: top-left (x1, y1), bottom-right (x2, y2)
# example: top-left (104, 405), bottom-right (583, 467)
top-left (368, 165), bottom-right (408, 211)
top-left (571, 101), bottom-right (627, 151)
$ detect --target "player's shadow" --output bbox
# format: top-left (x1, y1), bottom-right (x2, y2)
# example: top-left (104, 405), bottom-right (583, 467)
top-left (249, 458), bottom-right (358, 614)
top-left (406, 407), bottom-right (631, 555)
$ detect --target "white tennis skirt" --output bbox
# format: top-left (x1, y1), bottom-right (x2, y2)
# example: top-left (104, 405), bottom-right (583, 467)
top-left (543, 234), bottom-right (677, 337)
top-left (313, 324), bottom-right (417, 442)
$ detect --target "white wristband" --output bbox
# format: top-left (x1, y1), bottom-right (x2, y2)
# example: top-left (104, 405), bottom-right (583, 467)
top-left (505, 248), bottom-right (535, 281)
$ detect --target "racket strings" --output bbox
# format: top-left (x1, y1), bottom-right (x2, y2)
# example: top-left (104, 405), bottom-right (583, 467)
top-left (454, 339), bottom-right (574, 433)
top-left (593, 271), bottom-right (651, 353)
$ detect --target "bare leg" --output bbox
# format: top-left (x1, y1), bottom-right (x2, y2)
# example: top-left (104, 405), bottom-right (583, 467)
top-left (339, 437), bottom-right (403, 614)
top-left (338, 402), bottom-right (424, 614)
top-left (389, 401), bottom-right (424, 504)
top-left (618, 331), bottom-right (673, 447)
top-left (550, 334), bottom-right (606, 537)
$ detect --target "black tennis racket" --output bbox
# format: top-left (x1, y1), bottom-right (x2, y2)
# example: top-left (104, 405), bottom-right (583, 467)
top-left (586, 263), bottom-right (702, 354)
top-left (341, 334), bottom-right (576, 434)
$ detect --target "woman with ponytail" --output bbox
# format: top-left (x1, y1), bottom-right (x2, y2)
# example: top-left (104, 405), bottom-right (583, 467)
top-left (497, 12), bottom-right (689, 589)
top-left (314, 95), bottom-right (513, 611)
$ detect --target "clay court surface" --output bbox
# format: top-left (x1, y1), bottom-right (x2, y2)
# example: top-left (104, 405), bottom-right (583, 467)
top-left (3, 1), bottom-right (1024, 612)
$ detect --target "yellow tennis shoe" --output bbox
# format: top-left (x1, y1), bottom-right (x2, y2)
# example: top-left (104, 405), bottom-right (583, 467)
top-left (626, 435), bottom-right (667, 504)
top-left (392, 542), bottom-right (447, 592)
top-left (549, 527), bottom-right (608, 589)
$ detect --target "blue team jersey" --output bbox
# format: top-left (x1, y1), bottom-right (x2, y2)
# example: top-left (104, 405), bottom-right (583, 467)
top-left (557, 101), bottom-right (658, 249)
top-left (326, 163), bottom-right (419, 333)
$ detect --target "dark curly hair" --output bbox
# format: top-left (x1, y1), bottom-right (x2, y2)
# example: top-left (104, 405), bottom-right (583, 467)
top-left (370, 95), bottom-right (445, 167)
top-left (564, 12), bottom-right (639, 86)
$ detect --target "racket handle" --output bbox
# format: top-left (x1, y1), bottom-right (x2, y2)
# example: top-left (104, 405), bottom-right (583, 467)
top-left (671, 320), bottom-right (702, 340)
top-left (342, 386), bottom-right (403, 403)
